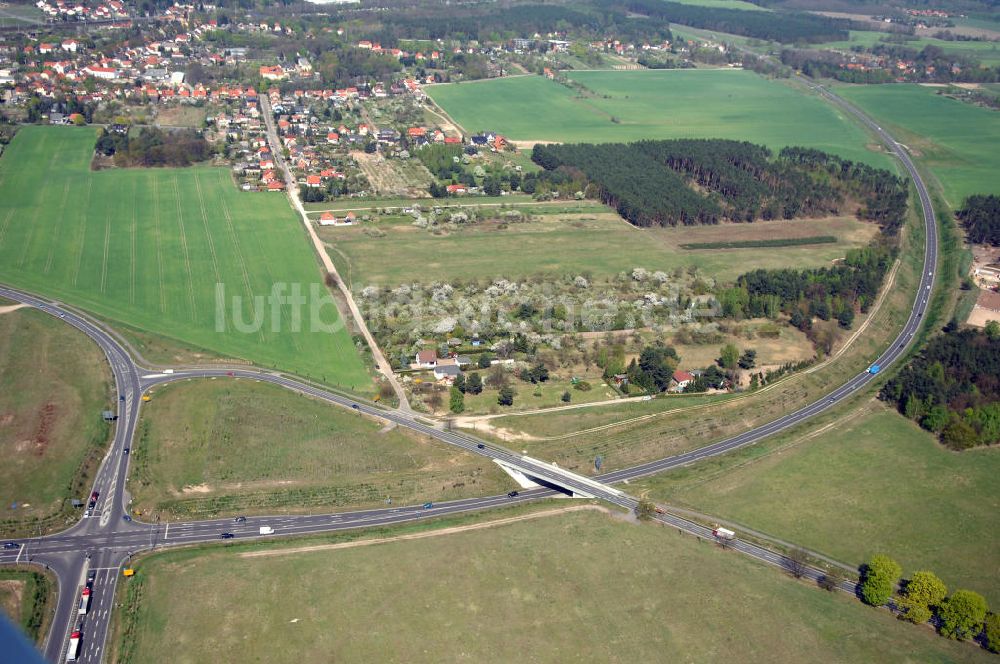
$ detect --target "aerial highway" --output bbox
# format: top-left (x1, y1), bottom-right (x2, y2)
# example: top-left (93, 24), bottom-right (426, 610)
top-left (0, 80), bottom-right (939, 663)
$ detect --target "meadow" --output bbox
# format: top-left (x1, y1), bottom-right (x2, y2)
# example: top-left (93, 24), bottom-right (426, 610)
top-left (635, 403), bottom-right (1000, 606)
top-left (835, 83), bottom-right (1000, 206)
top-left (0, 308), bottom-right (112, 536)
top-left (0, 126), bottom-right (369, 388)
top-left (130, 379), bottom-right (512, 519)
top-left (0, 568), bottom-right (54, 645)
top-left (323, 213), bottom-right (878, 288)
top-left (815, 30), bottom-right (1000, 66)
top-left (113, 509), bottom-right (993, 664)
top-left (428, 70), bottom-right (893, 168)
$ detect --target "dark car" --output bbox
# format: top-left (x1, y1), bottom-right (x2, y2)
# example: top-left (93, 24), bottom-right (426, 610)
top-left (119, 395), bottom-right (125, 402)
top-left (88, 491), bottom-right (99, 508)
top-left (3, 542), bottom-right (18, 550)
top-left (507, 491), bottom-right (519, 498)
top-left (233, 516), bottom-right (247, 523)
top-left (476, 443), bottom-right (485, 450)
top-left (351, 404), bottom-right (360, 410)
top-left (122, 515), bottom-right (132, 522)
top-left (220, 533), bottom-right (235, 539)
top-left (123, 447), bottom-right (130, 454)
top-left (423, 502), bottom-right (434, 509)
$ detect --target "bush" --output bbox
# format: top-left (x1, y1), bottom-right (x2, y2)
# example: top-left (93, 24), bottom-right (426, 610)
top-left (984, 613), bottom-right (1000, 653)
top-left (574, 380), bottom-right (592, 391)
top-left (498, 386), bottom-right (514, 406)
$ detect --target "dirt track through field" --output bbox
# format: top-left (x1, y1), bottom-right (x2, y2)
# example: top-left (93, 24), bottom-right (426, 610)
top-left (0, 303), bottom-right (28, 315)
top-left (239, 504), bottom-right (609, 559)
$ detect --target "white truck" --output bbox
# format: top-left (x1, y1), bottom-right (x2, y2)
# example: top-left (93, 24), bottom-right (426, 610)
top-left (712, 527), bottom-right (736, 540)
top-left (77, 587), bottom-right (90, 615)
top-left (259, 526), bottom-right (274, 535)
top-left (66, 631), bottom-right (81, 661)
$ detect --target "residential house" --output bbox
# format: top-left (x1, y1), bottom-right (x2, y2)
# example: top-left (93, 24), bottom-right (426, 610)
top-left (672, 370), bottom-right (695, 392)
top-left (415, 349), bottom-right (438, 368)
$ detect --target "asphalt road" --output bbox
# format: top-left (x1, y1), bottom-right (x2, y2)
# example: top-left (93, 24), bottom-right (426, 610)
top-left (0, 81), bottom-right (938, 663)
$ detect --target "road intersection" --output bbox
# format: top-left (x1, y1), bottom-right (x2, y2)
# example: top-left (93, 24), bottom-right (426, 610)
top-left (0, 81), bottom-right (939, 663)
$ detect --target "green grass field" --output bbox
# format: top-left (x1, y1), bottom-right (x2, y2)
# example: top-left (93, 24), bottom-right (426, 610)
top-left (835, 84), bottom-right (1000, 206)
top-left (0, 126), bottom-right (369, 389)
top-left (815, 30), bottom-right (1000, 66)
top-left (0, 569), bottom-right (54, 645)
top-left (0, 308), bottom-right (112, 535)
top-left (636, 403), bottom-right (1000, 605)
top-left (130, 379), bottom-right (512, 519)
top-left (114, 509), bottom-right (994, 664)
top-left (428, 70), bottom-right (893, 168)
top-left (324, 214), bottom-right (877, 288)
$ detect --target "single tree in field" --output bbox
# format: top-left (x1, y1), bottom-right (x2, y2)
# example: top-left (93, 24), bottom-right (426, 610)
top-left (786, 547), bottom-right (809, 579)
top-left (498, 386), bottom-right (514, 406)
top-left (453, 373), bottom-right (466, 394)
top-left (938, 589), bottom-right (988, 640)
top-left (635, 499), bottom-right (656, 521)
top-left (898, 571), bottom-right (947, 624)
top-left (561, 390), bottom-right (571, 403)
top-left (718, 343), bottom-right (740, 371)
top-left (466, 372), bottom-right (484, 395)
top-left (449, 386), bottom-right (465, 414)
top-left (860, 554), bottom-right (902, 607)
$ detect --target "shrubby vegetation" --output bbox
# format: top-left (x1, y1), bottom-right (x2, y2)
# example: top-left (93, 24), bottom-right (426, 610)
top-left (881, 327), bottom-right (1000, 450)
top-left (531, 140), bottom-right (907, 232)
top-left (735, 243), bottom-right (894, 333)
top-left (957, 194), bottom-right (1000, 246)
top-left (95, 127), bottom-right (212, 168)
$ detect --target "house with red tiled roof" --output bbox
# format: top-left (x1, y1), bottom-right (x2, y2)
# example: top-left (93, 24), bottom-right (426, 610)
top-left (672, 370), bottom-right (695, 392)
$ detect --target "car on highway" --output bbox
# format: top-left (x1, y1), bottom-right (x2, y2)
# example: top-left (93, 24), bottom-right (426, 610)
top-left (476, 443), bottom-right (485, 449)
top-left (123, 447), bottom-right (130, 454)
top-left (351, 404), bottom-right (360, 410)
top-left (234, 516), bottom-right (246, 523)
top-left (119, 395), bottom-right (125, 402)
top-left (3, 542), bottom-right (18, 549)
top-left (507, 491), bottom-right (519, 498)
top-left (87, 491), bottom-right (99, 509)
top-left (122, 515), bottom-right (131, 522)
top-left (220, 533), bottom-right (235, 539)
top-left (423, 502), bottom-right (434, 509)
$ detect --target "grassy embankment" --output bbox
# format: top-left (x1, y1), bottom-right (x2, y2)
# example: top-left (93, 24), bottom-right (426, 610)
top-left (0, 568), bottom-right (55, 645)
top-left (129, 379), bottom-right (513, 520)
top-left (111, 509), bottom-right (993, 664)
top-left (0, 308), bottom-right (113, 536)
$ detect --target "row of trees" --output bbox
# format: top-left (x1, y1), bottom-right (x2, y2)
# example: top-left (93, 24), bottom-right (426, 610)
top-left (880, 327), bottom-right (1000, 449)
top-left (531, 140), bottom-right (906, 230)
top-left (957, 194), bottom-right (1000, 246)
top-left (860, 554), bottom-right (998, 650)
